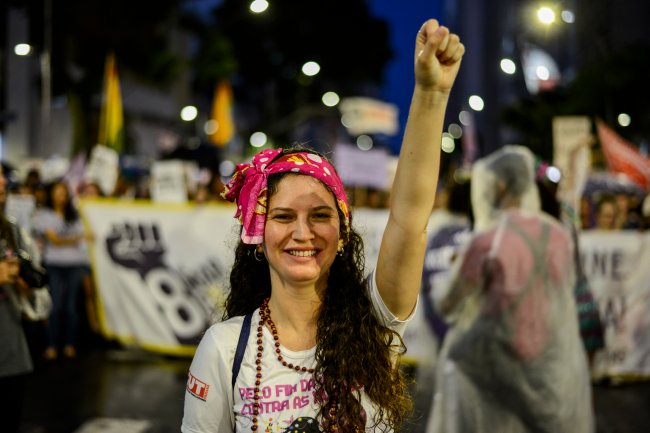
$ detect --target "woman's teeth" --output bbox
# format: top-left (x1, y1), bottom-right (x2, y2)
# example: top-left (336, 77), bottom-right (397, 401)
top-left (289, 250), bottom-right (316, 257)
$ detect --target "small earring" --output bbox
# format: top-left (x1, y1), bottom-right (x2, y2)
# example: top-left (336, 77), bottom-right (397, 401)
top-left (254, 247), bottom-right (265, 262)
top-left (337, 239), bottom-right (345, 256)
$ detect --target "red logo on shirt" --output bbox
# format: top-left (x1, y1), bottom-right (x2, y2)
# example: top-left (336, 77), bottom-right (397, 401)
top-left (187, 372), bottom-right (210, 401)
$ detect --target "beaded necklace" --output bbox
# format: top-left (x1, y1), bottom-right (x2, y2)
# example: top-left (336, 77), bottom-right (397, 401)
top-left (252, 298), bottom-right (339, 432)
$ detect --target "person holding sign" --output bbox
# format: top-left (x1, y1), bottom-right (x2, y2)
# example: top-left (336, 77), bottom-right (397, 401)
top-left (182, 19), bottom-right (464, 432)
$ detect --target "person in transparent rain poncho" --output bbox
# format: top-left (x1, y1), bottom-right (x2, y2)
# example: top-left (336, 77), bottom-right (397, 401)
top-left (426, 146), bottom-right (595, 433)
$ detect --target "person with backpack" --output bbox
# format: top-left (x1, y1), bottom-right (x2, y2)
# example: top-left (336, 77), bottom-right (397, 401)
top-left (182, 18), bottom-right (464, 433)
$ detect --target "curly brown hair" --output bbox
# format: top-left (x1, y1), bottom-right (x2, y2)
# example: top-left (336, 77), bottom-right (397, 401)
top-left (224, 153), bottom-right (412, 432)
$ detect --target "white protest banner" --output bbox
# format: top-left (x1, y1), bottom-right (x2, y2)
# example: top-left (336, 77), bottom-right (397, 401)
top-left (150, 160), bottom-right (188, 203)
top-left (334, 145), bottom-right (390, 189)
top-left (79, 200), bottom-right (650, 374)
top-left (80, 199), bottom-right (238, 356)
top-left (579, 230), bottom-right (650, 380)
top-left (85, 145), bottom-right (119, 196)
top-left (552, 116), bottom-right (592, 217)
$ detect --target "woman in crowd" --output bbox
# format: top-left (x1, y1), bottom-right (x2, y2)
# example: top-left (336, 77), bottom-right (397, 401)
top-left (0, 163), bottom-right (41, 433)
top-left (33, 180), bottom-right (88, 360)
top-left (182, 19), bottom-right (464, 433)
top-left (428, 146), bottom-right (594, 433)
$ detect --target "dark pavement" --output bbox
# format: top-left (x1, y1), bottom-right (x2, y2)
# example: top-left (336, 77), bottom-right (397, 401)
top-left (16, 342), bottom-right (650, 433)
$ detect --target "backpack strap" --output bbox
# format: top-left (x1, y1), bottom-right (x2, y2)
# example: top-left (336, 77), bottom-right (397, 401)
top-left (232, 312), bottom-right (253, 389)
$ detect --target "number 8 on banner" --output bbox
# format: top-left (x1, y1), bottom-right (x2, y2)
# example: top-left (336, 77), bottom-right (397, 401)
top-left (145, 268), bottom-right (207, 340)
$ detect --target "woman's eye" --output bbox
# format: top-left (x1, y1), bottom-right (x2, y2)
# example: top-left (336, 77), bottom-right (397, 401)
top-left (313, 213), bottom-right (332, 219)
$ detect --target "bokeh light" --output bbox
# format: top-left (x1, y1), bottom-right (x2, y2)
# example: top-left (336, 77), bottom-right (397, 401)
top-left (441, 133), bottom-right (455, 153)
top-left (250, 0), bottom-right (269, 13)
top-left (250, 131), bottom-right (268, 147)
top-left (500, 58), bottom-right (516, 74)
top-left (180, 106), bottom-right (198, 121)
top-left (468, 95), bottom-right (484, 111)
top-left (301, 61), bottom-right (320, 77)
top-left (14, 43), bottom-right (32, 56)
top-left (356, 134), bottom-right (373, 151)
top-left (537, 7), bottom-right (556, 25)
top-left (618, 113), bottom-right (631, 127)
top-left (322, 91), bottom-right (340, 107)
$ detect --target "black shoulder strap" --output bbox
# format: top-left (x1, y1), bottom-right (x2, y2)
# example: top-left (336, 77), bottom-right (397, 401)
top-left (232, 312), bottom-right (253, 389)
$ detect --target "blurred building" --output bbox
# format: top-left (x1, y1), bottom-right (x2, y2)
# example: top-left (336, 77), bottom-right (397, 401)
top-left (442, 0), bottom-right (650, 159)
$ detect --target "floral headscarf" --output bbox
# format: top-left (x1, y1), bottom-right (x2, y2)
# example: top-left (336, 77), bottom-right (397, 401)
top-left (222, 148), bottom-right (350, 244)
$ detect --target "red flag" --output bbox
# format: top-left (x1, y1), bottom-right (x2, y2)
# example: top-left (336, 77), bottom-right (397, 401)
top-left (596, 119), bottom-right (650, 190)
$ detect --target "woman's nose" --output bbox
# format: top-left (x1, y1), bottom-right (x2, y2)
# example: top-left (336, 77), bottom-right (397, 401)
top-left (292, 216), bottom-right (314, 240)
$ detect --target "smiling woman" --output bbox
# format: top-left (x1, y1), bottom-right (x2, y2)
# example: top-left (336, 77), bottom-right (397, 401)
top-left (182, 18), bottom-right (464, 433)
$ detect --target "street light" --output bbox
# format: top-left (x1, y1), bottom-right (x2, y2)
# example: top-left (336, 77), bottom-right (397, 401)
top-left (14, 43), bottom-right (32, 56)
top-left (537, 6), bottom-right (556, 25)
top-left (250, 0), bottom-right (269, 13)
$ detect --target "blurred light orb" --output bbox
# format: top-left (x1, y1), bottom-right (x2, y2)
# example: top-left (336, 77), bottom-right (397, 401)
top-left (546, 166), bottom-right (561, 183)
top-left (537, 7), bottom-right (556, 25)
top-left (618, 113), bottom-right (631, 127)
top-left (341, 114), bottom-right (352, 128)
top-left (322, 91), bottom-right (340, 107)
top-left (302, 61), bottom-right (321, 77)
top-left (500, 58), bottom-right (516, 74)
top-left (468, 95), bottom-right (484, 111)
top-left (250, 0), bottom-right (269, 13)
top-left (561, 10), bottom-right (575, 23)
top-left (448, 123), bottom-right (463, 139)
top-left (180, 106), bottom-right (198, 121)
top-left (459, 110), bottom-right (471, 125)
top-left (441, 133), bottom-right (455, 153)
top-left (204, 119), bottom-right (218, 135)
top-left (356, 135), bottom-right (373, 151)
top-left (250, 131), bottom-right (267, 148)
top-left (219, 160), bottom-right (236, 177)
top-left (535, 66), bottom-right (550, 80)
top-left (14, 43), bottom-right (32, 56)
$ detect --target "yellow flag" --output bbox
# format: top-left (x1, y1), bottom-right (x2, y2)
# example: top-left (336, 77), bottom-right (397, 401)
top-left (98, 53), bottom-right (124, 153)
top-left (208, 81), bottom-right (235, 147)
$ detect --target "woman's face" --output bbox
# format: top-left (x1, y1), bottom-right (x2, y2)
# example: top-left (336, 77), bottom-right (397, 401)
top-left (596, 201), bottom-right (616, 230)
top-left (52, 183), bottom-right (69, 207)
top-left (263, 174), bottom-right (341, 292)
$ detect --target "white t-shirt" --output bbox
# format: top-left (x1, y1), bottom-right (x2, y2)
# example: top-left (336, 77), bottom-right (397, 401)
top-left (182, 272), bottom-right (414, 433)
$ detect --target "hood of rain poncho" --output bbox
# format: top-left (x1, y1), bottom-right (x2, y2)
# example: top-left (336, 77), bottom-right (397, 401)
top-left (471, 145), bottom-right (541, 232)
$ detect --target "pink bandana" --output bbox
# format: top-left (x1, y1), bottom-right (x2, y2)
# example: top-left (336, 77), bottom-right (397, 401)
top-left (222, 148), bottom-right (350, 244)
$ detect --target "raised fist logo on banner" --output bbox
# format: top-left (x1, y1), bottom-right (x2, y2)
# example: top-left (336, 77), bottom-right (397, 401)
top-left (106, 223), bottom-right (166, 277)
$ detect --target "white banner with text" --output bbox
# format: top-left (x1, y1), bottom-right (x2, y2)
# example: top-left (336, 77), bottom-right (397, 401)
top-left (81, 201), bottom-right (650, 378)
